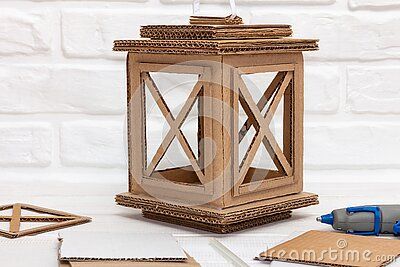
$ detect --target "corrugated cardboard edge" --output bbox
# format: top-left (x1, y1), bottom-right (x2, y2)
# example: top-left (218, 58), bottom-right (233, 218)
top-left (113, 39), bottom-right (319, 55)
top-left (64, 258), bottom-right (185, 262)
top-left (190, 15), bottom-right (243, 25)
top-left (116, 192), bottom-right (318, 226)
top-left (143, 211), bottom-right (291, 234)
top-left (60, 252), bottom-right (200, 267)
top-left (140, 25), bottom-right (293, 40)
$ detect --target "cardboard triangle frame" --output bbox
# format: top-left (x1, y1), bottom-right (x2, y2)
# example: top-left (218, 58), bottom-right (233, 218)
top-left (0, 203), bottom-right (91, 238)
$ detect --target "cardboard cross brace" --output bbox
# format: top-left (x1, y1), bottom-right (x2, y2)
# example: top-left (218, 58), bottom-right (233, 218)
top-left (114, 16), bottom-right (319, 233)
top-left (0, 203), bottom-right (91, 238)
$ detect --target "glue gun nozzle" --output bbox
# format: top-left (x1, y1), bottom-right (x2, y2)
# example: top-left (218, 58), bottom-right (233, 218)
top-left (317, 213), bottom-right (334, 225)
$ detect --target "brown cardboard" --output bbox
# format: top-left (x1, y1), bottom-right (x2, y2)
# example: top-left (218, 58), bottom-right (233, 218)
top-left (190, 15), bottom-right (244, 25)
top-left (115, 16), bottom-right (319, 233)
top-left (140, 24), bottom-right (293, 40)
top-left (60, 253), bottom-right (200, 267)
top-left (60, 232), bottom-right (187, 262)
top-left (113, 38), bottom-right (318, 55)
top-left (116, 192), bottom-right (318, 233)
top-left (143, 211), bottom-right (292, 234)
top-left (259, 230), bottom-right (400, 267)
top-left (0, 203), bottom-right (91, 238)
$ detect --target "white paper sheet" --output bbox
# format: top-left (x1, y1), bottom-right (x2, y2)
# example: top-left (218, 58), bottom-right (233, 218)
top-left (60, 232), bottom-right (187, 261)
top-left (0, 235), bottom-right (59, 267)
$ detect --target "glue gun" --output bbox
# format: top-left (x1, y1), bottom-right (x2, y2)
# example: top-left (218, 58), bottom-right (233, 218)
top-left (317, 205), bottom-right (400, 236)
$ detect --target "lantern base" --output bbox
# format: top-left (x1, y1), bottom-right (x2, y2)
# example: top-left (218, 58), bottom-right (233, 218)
top-left (142, 211), bottom-right (292, 234)
top-left (115, 192), bottom-right (318, 234)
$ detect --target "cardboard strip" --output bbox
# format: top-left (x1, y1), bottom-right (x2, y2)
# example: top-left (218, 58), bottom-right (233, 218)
top-left (9, 204), bottom-right (21, 233)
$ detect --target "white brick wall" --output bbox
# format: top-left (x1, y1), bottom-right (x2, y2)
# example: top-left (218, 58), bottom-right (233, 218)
top-left (1, 0), bottom-right (399, 183)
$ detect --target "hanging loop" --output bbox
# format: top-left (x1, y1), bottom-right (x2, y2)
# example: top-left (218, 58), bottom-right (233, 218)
top-left (230, 0), bottom-right (237, 17)
top-left (193, 0), bottom-right (237, 17)
top-left (193, 0), bottom-right (200, 15)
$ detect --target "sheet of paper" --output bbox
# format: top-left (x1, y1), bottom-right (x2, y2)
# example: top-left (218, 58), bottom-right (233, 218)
top-left (60, 232), bottom-right (187, 261)
top-left (0, 235), bottom-right (59, 267)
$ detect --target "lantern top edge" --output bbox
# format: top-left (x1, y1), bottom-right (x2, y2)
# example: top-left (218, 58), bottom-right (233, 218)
top-left (113, 15), bottom-right (319, 55)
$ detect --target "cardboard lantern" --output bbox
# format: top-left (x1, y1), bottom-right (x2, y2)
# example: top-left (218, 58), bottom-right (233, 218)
top-left (115, 16), bottom-right (319, 233)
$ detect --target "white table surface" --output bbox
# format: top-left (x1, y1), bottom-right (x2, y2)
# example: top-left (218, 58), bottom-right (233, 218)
top-left (0, 179), bottom-right (399, 267)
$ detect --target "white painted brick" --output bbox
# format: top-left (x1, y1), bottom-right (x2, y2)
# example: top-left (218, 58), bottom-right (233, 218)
top-left (339, 15), bottom-right (400, 60)
top-left (347, 66), bottom-right (400, 114)
top-left (349, 0), bottom-right (400, 9)
top-left (61, 9), bottom-right (188, 58)
top-left (251, 12), bottom-right (400, 60)
top-left (0, 124), bottom-right (52, 167)
top-left (0, 65), bottom-right (125, 114)
top-left (0, 9), bottom-right (53, 56)
top-left (305, 65), bottom-right (340, 113)
top-left (162, 0), bottom-right (334, 3)
top-left (305, 123), bottom-right (400, 169)
top-left (60, 121), bottom-right (126, 168)
top-left (251, 12), bottom-right (339, 60)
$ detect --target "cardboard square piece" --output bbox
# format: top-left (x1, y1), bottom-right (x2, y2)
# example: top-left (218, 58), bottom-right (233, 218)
top-left (59, 232), bottom-right (200, 267)
top-left (60, 256), bottom-right (200, 267)
top-left (59, 232), bottom-right (187, 261)
top-left (0, 203), bottom-right (91, 238)
top-left (259, 230), bottom-right (400, 267)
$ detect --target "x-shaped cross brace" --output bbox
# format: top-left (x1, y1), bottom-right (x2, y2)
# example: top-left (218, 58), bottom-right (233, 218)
top-left (236, 71), bottom-right (294, 185)
top-left (142, 73), bottom-right (206, 184)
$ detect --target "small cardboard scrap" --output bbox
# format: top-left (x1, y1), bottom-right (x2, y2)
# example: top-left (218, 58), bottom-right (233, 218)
top-left (59, 253), bottom-right (199, 267)
top-left (189, 15), bottom-right (244, 25)
top-left (140, 24), bottom-right (293, 40)
top-left (60, 232), bottom-right (187, 262)
top-left (0, 203), bottom-right (91, 238)
top-left (259, 230), bottom-right (400, 267)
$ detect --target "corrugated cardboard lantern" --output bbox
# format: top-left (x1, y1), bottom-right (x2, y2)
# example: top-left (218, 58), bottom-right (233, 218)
top-left (115, 16), bottom-right (319, 233)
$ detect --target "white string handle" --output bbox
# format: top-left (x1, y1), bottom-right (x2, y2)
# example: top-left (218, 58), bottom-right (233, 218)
top-left (193, 0), bottom-right (200, 15)
top-left (193, 0), bottom-right (237, 17)
top-left (229, 0), bottom-right (237, 17)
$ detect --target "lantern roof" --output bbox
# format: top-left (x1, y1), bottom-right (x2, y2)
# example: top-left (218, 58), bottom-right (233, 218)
top-left (113, 15), bottom-right (319, 55)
